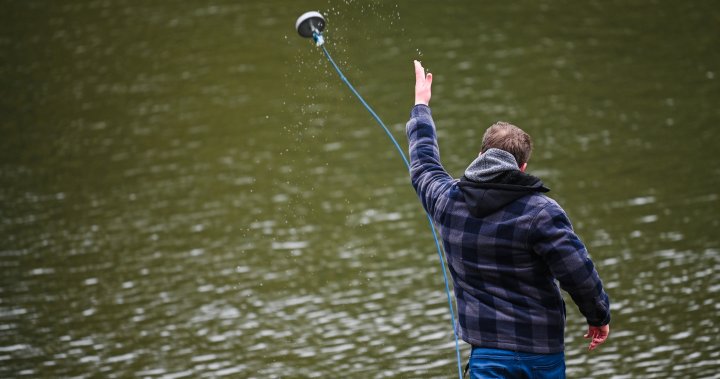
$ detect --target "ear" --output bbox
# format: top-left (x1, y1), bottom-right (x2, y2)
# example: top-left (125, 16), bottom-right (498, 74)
top-left (519, 162), bottom-right (528, 172)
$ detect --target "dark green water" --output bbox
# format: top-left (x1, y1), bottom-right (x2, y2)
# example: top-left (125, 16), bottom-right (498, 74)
top-left (1, 0), bottom-right (719, 378)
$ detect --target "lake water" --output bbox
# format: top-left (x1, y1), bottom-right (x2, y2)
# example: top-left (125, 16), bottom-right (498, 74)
top-left (1, 0), bottom-right (719, 378)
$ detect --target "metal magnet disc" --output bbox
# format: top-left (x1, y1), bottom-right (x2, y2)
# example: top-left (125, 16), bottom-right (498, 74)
top-left (296, 11), bottom-right (326, 38)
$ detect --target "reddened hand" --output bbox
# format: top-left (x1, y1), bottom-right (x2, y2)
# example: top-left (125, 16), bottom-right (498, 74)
top-left (414, 60), bottom-right (432, 106)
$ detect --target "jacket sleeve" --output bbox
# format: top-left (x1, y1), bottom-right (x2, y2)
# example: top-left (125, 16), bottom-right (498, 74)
top-left (405, 104), bottom-right (454, 219)
top-left (528, 202), bottom-right (611, 326)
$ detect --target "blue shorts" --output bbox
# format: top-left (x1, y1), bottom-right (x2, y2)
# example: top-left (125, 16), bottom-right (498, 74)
top-left (467, 347), bottom-right (565, 379)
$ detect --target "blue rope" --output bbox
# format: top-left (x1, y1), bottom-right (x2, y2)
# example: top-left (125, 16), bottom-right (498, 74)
top-left (316, 37), bottom-right (464, 379)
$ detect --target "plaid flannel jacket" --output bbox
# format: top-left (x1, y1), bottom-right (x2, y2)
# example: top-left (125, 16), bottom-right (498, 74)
top-left (406, 104), bottom-right (610, 353)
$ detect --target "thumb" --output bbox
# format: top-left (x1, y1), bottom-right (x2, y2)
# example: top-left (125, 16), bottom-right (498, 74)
top-left (426, 72), bottom-right (433, 86)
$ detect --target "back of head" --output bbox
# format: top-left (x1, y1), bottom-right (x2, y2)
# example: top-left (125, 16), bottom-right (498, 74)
top-left (481, 121), bottom-right (533, 166)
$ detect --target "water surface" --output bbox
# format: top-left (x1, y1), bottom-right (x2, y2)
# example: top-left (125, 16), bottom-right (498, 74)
top-left (1, 0), bottom-right (719, 378)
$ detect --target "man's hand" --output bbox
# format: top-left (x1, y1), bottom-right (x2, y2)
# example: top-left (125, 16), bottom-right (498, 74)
top-left (414, 60), bottom-right (432, 106)
top-left (584, 324), bottom-right (610, 351)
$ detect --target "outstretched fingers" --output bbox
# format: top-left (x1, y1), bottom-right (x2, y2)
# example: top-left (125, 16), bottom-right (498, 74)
top-left (413, 60), bottom-right (432, 106)
top-left (585, 325), bottom-right (610, 351)
top-left (414, 60), bottom-right (425, 82)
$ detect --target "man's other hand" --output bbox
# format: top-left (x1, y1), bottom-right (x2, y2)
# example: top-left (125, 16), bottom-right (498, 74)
top-left (584, 324), bottom-right (610, 351)
top-left (414, 60), bottom-right (432, 106)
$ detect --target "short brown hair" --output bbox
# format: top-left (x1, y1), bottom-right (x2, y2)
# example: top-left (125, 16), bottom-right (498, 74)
top-left (481, 121), bottom-right (532, 165)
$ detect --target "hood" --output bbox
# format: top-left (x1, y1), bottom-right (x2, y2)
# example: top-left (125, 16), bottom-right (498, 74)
top-left (464, 148), bottom-right (520, 182)
top-left (458, 149), bottom-right (549, 217)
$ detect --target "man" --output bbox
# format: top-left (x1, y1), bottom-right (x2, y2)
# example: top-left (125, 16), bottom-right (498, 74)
top-left (407, 60), bottom-right (610, 378)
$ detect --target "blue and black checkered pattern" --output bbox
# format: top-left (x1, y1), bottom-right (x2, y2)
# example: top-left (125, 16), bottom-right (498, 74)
top-left (406, 104), bottom-right (610, 354)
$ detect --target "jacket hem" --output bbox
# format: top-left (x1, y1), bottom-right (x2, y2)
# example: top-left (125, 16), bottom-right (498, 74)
top-left (462, 337), bottom-right (565, 355)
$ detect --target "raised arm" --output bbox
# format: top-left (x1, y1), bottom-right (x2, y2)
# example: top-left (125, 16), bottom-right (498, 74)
top-left (406, 61), bottom-right (453, 219)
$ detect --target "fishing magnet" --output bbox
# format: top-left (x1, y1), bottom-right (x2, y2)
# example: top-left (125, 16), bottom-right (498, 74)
top-left (296, 11), bottom-right (326, 46)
